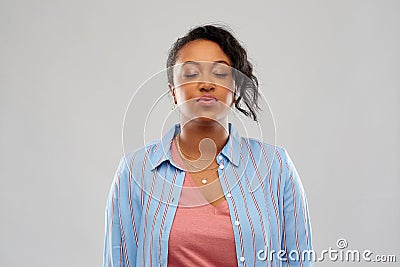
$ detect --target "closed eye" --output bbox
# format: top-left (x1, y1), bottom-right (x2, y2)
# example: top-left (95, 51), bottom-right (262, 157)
top-left (183, 73), bottom-right (199, 78)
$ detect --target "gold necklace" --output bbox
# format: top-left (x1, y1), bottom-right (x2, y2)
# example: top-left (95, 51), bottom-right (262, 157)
top-left (191, 169), bottom-right (219, 185)
top-left (175, 135), bottom-right (214, 161)
top-left (176, 136), bottom-right (219, 171)
top-left (175, 135), bottom-right (219, 184)
top-left (183, 159), bottom-right (219, 171)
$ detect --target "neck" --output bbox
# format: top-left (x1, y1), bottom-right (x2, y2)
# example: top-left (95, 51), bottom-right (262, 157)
top-left (178, 118), bottom-right (229, 159)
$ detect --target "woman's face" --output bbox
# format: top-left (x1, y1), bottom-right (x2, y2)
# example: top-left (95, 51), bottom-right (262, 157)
top-left (169, 39), bottom-right (235, 123)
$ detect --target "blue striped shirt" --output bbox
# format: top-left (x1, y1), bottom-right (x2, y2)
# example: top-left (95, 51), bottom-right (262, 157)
top-left (104, 123), bottom-right (313, 267)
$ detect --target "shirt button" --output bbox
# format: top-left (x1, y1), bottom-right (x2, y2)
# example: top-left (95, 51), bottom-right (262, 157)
top-left (226, 193), bottom-right (232, 198)
top-left (239, 256), bottom-right (245, 262)
top-left (218, 155), bottom-right (223, 160)
top-left (219, 164), bottom-right (224, 170)
top-left (234, 220), bottom-right (240, 226)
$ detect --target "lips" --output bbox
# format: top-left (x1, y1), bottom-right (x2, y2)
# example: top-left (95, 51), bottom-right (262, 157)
top-left (197, 94), bottom-right (217, 101)
top-left (196, 94), bottom-right (218, 106)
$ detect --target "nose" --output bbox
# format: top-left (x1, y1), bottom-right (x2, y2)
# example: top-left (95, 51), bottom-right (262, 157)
top-left (199, 81), bottom-right (215, 92)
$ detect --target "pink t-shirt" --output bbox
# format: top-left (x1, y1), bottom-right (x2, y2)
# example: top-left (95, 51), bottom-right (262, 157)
top-left (167, 138), bottom-right (238, 266)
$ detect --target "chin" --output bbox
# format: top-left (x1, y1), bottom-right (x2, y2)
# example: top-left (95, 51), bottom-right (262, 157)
top-left (178, 104), bottom-right (231, 123)
top-left (187, 112), bottom-right (229, 126)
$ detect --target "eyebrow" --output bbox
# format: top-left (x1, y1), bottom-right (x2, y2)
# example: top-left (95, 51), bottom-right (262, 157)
top-left (181, 60), bottom-right (231, 67)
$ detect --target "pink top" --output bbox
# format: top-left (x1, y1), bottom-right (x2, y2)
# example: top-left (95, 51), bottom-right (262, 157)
top-left (167, 138), bottom-right (238, 266)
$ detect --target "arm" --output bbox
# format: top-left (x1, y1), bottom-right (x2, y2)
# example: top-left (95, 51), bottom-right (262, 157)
top-left (281, 149), bottom-right (313, 267)
top-left (103, 158), bottom-right (126, 267)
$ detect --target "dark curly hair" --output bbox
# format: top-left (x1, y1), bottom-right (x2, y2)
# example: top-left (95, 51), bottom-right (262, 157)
top-left (166, 24), bottom-right (260, 121)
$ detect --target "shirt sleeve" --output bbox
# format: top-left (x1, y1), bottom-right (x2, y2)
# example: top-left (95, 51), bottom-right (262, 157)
top-left (103, 158), bottom-right (127, 267)
top-left (281, 148), bottom-right (313, 267)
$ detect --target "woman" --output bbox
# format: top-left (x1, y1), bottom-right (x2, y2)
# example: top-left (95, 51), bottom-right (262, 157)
top-left (104, 25), bottom-right (313, 267)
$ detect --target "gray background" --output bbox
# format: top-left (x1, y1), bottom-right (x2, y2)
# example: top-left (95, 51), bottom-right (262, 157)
top-left (1, 0), bottom-right (399, 266)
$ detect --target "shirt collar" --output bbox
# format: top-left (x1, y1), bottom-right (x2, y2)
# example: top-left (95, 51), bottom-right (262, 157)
top-left (150, 122), bottom-right (241, 170)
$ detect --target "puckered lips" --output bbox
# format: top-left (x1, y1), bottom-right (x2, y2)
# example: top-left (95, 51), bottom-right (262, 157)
top-left (196, 94), bottom-right (218, 106)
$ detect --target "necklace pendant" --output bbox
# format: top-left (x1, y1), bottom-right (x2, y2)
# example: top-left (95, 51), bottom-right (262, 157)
top-left (201, 178), bottom-right (207, 184)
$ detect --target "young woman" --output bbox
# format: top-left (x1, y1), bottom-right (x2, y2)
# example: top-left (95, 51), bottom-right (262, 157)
top-left (104, 25), bottom-right (313, 267)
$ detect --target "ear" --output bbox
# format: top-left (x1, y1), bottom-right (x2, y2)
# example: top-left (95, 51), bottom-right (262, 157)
top-left (230, 91), bottom-right (236, 107)
top-left (168, 83), bottom-right (177, 104)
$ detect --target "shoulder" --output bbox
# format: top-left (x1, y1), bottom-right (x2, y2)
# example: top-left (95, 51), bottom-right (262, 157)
top-left (111, 139), bottom-right (164, 189)
top-left (120, 139), bottom-right (163, 169)
top-left (239, 136), bottom-right (290, 163)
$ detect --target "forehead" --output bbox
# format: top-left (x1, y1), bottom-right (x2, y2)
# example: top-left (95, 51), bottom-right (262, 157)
top-left (175, 39), bottom-right (231, 65)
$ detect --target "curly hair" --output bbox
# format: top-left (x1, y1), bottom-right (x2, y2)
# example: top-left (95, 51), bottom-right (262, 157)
top-left (166, 24), bottom-right (260, 121)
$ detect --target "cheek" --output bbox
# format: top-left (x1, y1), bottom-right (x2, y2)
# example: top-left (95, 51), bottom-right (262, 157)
top-left (223, 89), bottom-right (235, 105)
top-left (175, 85), bottom-right (194, 102)
top-left (217, 79), bottom-right (235, 104)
